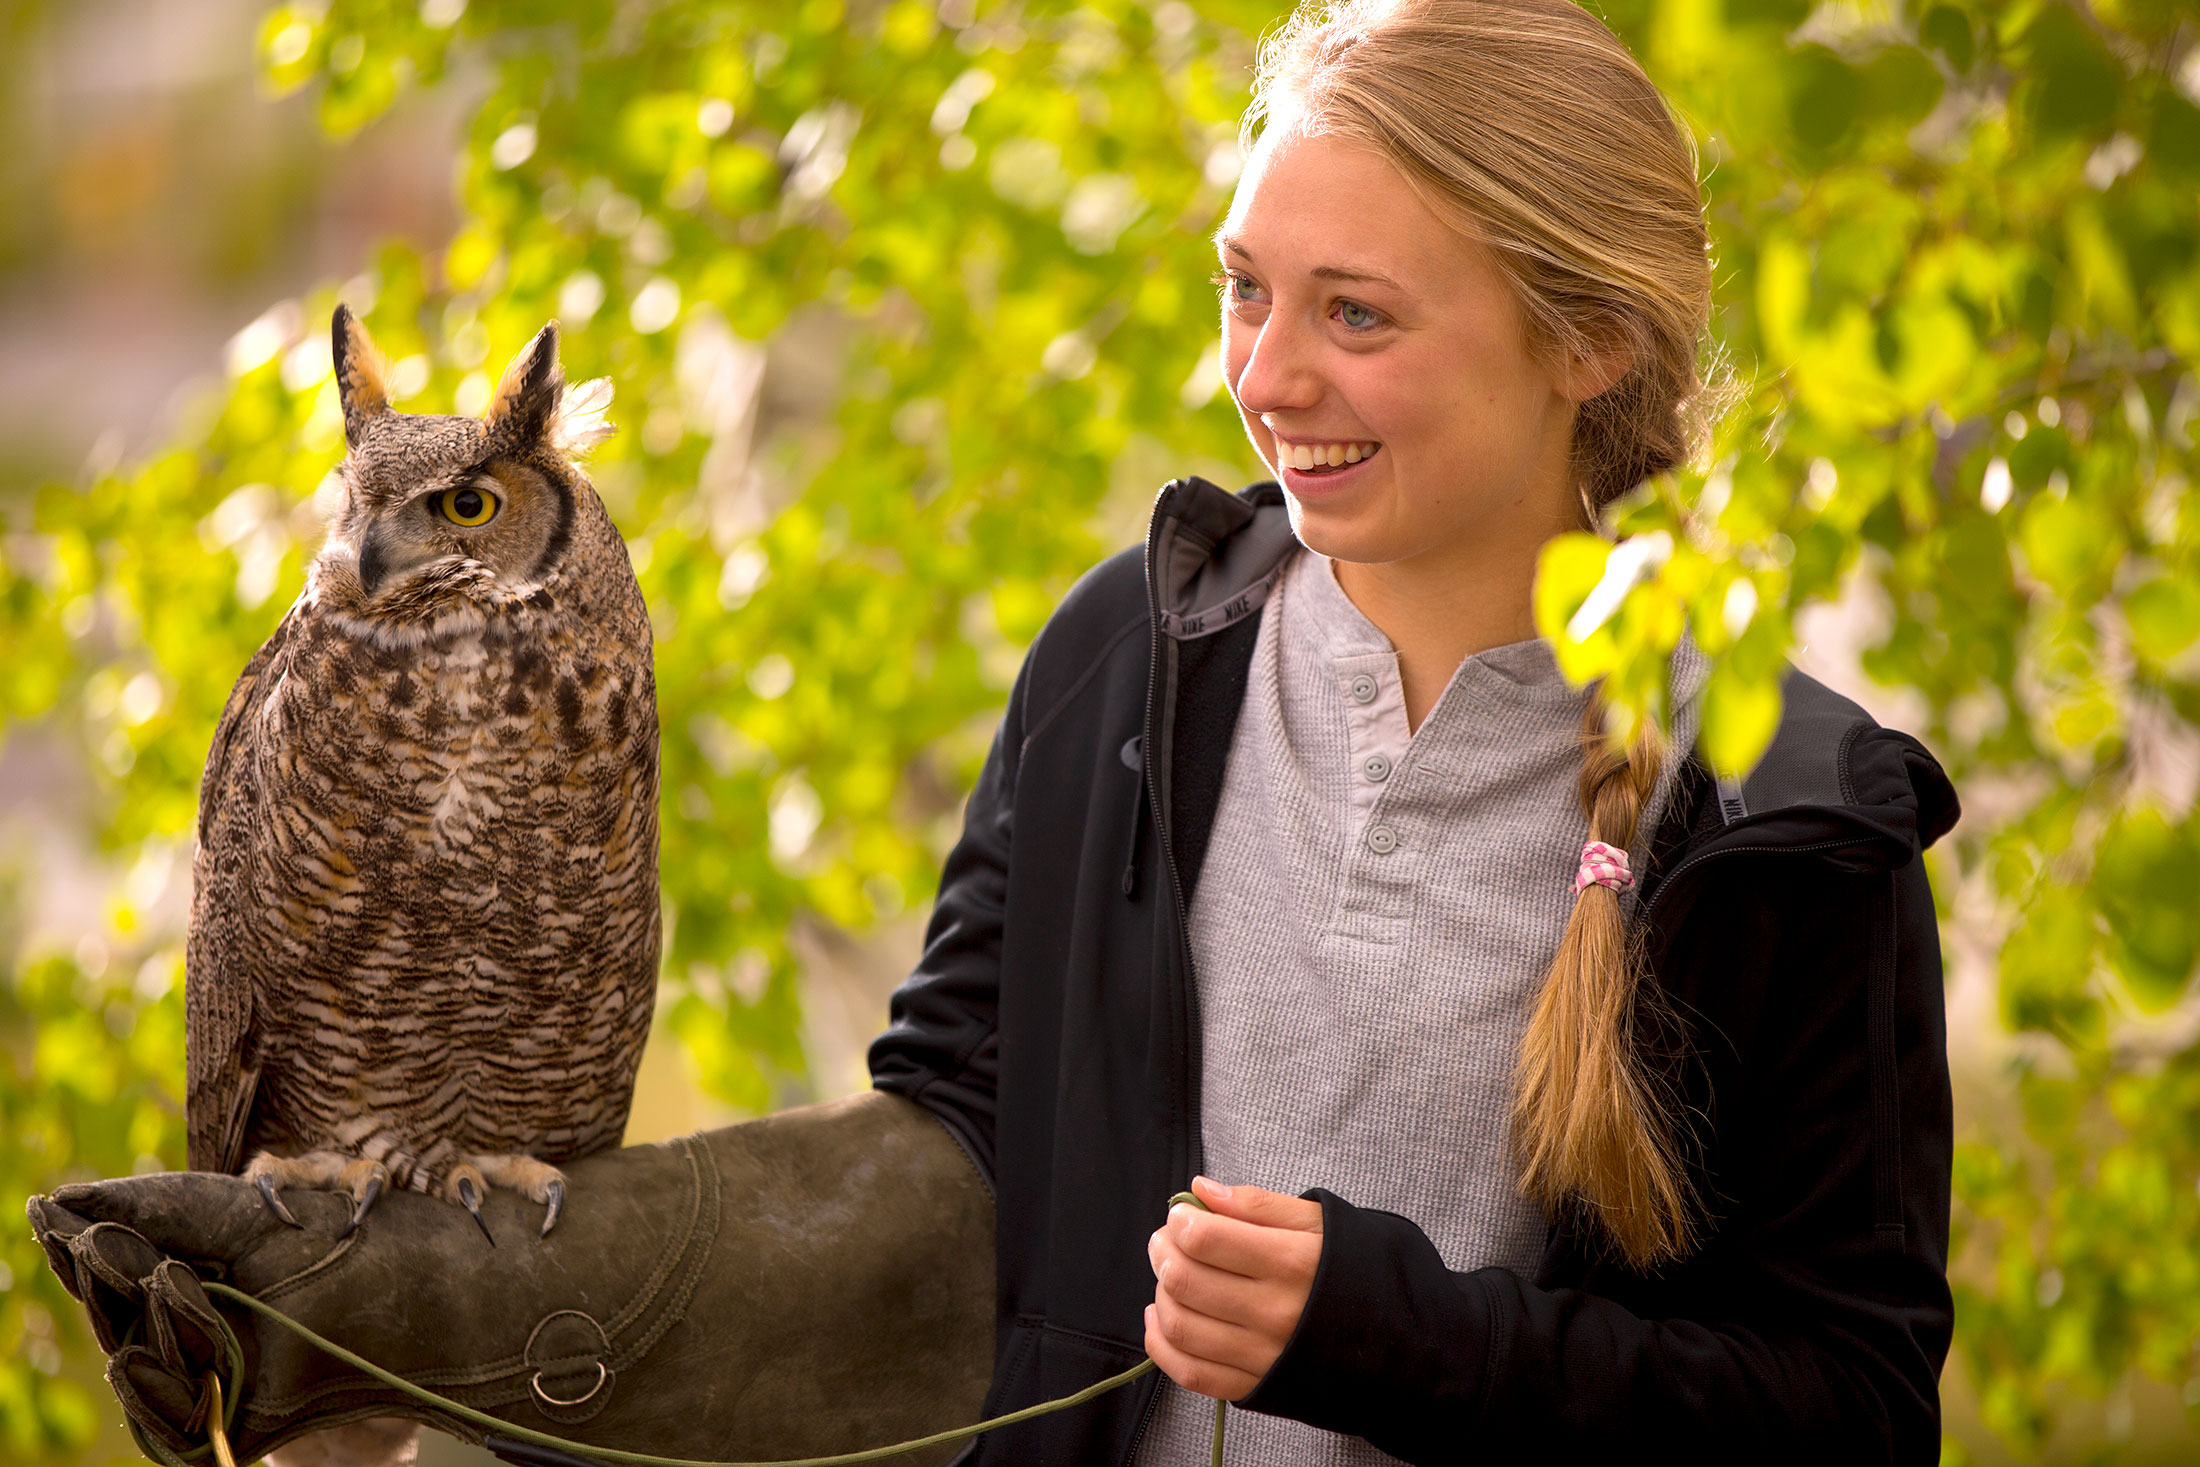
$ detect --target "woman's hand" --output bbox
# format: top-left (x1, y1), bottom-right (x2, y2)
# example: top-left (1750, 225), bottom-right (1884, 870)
top-left (1144, 1173), bottom-right (1324, 1400)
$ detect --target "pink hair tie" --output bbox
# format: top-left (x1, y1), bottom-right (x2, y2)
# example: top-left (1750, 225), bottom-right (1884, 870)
top-left (1573, 840), bottom-right (1633, 896)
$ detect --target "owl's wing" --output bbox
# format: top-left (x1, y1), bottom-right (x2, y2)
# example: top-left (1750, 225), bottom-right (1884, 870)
top-left (185, 607), bottom-right (298, 1175)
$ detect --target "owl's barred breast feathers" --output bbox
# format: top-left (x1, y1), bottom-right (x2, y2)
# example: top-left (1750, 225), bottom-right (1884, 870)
top-left (185, 308), bottom-right (660, 1207)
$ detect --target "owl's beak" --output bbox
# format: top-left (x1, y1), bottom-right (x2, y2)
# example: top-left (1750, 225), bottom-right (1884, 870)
top-left (356, 530), bottom-right (389, 598)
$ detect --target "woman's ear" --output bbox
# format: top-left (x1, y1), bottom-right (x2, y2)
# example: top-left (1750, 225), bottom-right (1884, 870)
top-left (1560, 335), bottom-right (1634, 404)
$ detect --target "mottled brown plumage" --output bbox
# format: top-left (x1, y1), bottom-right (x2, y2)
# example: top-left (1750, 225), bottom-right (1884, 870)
top-left (185, 309), bottom-right (657, 1463)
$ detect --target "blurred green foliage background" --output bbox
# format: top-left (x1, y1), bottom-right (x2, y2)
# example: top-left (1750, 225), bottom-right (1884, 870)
top-left (2, 0), bottom-right (2198, 1462)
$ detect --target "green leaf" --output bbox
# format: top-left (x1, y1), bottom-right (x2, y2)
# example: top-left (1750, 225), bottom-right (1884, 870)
top-left (1698, 658), bottom-right (1783, 779)
top-left (1919, 5), bottom-right (1976, 73)
top-left (620, 92), bottom-right (704, 175)
top-left (2020, 4), bottom-right (2124, 141)
top-left (2007, 423), bottom-right (2075, 490)
top-left (2124, 575), bottom-right (2200, 664)
top-left (1725, 0), bottom-right (1813, 30)
top-left (1753, 233), bottom-right (1810, 364)
top-left (2018, 490), bottom-right (2120, 598)
top-left (1858, 45), bottom-right (1943, 131)
top-left (2092, 810), bottom-right (2200, 1010)
top-left (1787, 45), bottom-right (1860, 153)
top-left (1999, 885), bottom-right (2104, 1041)
top-left (1533, 531), bottom-right (1622, 682)
top-left (2147, 88), bottom-right (2200, 183)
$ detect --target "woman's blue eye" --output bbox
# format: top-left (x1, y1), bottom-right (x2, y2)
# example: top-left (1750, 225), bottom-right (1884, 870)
top-left (1338, 300), bottom-right (1379, 330)
top-left (1214, 269), bottom-right (1267, 303)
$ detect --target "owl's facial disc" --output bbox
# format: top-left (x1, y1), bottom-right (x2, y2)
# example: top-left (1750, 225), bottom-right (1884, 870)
top-left (351, 458), bottom-right (570, 605)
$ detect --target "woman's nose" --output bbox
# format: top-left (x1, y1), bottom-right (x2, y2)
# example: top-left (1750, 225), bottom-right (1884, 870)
top-left (1228, 315), bottom-right (1321, 418)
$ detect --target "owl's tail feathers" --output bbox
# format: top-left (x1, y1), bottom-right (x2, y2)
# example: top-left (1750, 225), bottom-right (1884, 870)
top-left (265, 1418), bottom-right (419, 1467)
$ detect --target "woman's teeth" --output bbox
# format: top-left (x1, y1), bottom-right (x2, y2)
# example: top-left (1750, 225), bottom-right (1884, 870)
top-left (1283, 441), bottom-right (1380, 472)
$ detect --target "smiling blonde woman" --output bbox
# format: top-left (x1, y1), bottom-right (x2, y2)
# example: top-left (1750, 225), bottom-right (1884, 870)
top-left (873, 0), bottom-right (1961, 1461)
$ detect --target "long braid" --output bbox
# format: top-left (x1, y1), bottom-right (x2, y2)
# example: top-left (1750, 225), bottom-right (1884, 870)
top-left (1510, 687), bottom-right (1699, 1269)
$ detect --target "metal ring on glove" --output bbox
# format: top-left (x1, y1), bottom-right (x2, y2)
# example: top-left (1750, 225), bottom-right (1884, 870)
top-left (530, 1361), bottom-right (608, 1409)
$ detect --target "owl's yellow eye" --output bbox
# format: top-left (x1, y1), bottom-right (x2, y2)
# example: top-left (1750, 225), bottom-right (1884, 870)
top-left (438, 485), bottom-right (499, 526)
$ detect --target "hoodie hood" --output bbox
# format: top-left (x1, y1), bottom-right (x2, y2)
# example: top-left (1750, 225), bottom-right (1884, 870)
top-left (1732, 675), bottom-right (1963, 861)
top-left (1145, 476), bottom-right (1299, 640)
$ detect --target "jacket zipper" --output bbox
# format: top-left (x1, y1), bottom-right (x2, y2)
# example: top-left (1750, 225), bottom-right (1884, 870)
top-left (1140, 482), bottom-right (1208, 1182)
top-left (1125, 485), bottom-right (1203, 1466)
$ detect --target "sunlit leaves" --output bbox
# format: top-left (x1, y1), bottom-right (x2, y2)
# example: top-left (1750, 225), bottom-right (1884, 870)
top-left (1534, 531), bottom-right (1625, 684)
top-left (1956, 1049), bottom-right (2200, 1452)
top-left (0, 890), bottom-right (184, 1460)
top-left (1536, 520), bottom-right (1789, 777)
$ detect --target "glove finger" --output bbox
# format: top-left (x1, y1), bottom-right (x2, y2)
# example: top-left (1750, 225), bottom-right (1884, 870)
top-left (69, 1222), bottom-right (167, 1355)
top-left (51, 1171), bottom-right (300, 1266)
top-left (26, 1196), bottom-right (92, 1301)
top-left (107, 1344), bottom-right (207, 1459)
top-left (146, 1260), bottom-right (229, 1379)
top-left (73, 1221), bottom-right (167, 1296)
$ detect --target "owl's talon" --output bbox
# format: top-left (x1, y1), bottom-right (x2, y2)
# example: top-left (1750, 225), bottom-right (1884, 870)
top-left (342, 1172), bottom-right (384, 1237)
top-left (456, 1174), bottom-right (495, 1247)
top-left (256, 1173), bottom-right (304, 1229)
top-left (539, 1178), bottom-right (564, 1238)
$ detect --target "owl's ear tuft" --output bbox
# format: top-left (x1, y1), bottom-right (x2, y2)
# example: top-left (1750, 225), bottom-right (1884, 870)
top-left (485, 321), bottom-right (565, 440)
top-left (332, 304), bottom-right (391, 448)
top-left (551, 377), bottom-right (617, 458)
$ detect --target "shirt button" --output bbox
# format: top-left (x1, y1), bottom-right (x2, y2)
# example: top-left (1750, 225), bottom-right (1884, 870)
top-left (1366, 824), bottom-right (1398, 854)
top-left (1348, 674), bottom-right (1378, 704)
top-left (1362, 754), bottom-right (1391, 783)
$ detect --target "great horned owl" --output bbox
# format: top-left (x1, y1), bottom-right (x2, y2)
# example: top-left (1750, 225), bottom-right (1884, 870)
top-left (185, 306), bottom-right (659, 1463)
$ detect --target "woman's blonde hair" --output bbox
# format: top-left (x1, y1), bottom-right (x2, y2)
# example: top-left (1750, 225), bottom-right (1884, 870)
top-left (1248, 0), bottom-right (1728, 1269)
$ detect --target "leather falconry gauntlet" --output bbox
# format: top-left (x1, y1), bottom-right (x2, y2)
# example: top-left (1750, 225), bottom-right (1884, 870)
top-left (26, 1091), bottom-right (993, 1467)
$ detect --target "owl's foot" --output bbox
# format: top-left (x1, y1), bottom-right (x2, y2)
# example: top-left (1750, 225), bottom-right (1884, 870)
top-left (241, 1151), bottom-right (390, 1236)
top-left (247, 1157), bottom-right (302, 1229)
top-left (338, 1157), bottom-right (388, 1237)
top-left (441, 1154), bottom-right (569, 1243)
top-left (441, 1165), bottom-right (496, 1247)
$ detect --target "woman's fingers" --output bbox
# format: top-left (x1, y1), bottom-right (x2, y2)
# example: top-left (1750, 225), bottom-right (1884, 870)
top-left (1189, 1175), bottom-right (1322, 1232)
top-left (1159, 1200), bottom-right (1322, 1284)
top-left (1144, 1303), bottom-right (1263, 1402)
top-left (1143, 1179), bottom-right (1325, 1399)
top-left (1148, 1229), bottom-right (1304, 1338)
top-left (1150, 1280), bottom-right (1269, 1364)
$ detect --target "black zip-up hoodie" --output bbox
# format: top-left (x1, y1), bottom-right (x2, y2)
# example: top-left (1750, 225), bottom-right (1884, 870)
top-left (869, 478), bottom-right (1961, 1465)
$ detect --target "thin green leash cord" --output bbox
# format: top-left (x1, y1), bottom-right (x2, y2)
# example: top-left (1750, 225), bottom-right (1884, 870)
top-left (168, 1191), bottom-right (1228, 1467)
top-left (205, 1286), bottom-right (1156, 1467)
